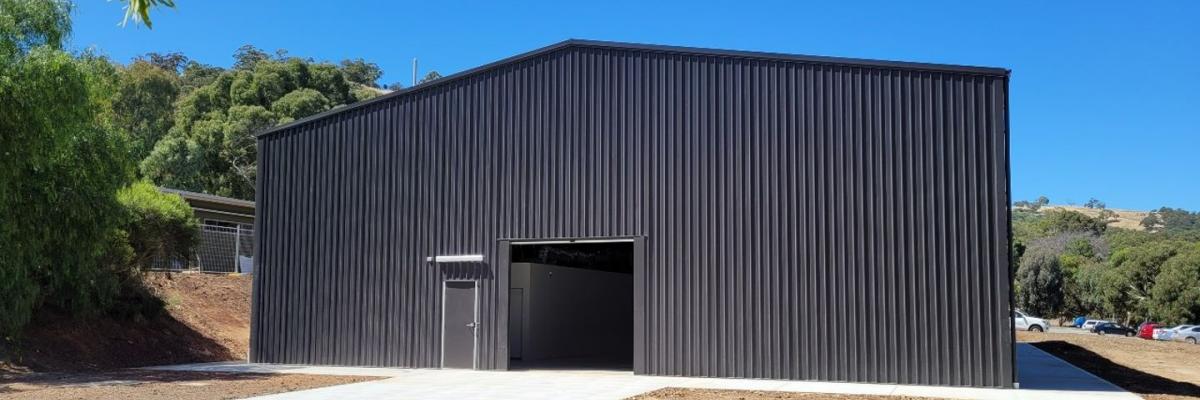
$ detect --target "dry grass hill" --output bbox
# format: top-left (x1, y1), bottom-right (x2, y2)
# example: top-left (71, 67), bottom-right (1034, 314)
top-left (1038, 204), bottom-right (1150, 231)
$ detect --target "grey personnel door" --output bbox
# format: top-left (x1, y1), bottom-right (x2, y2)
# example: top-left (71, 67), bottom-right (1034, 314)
top-left (442, 280), bottom-right (477, 369)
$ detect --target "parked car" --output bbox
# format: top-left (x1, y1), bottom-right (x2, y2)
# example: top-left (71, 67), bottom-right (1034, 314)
top-left (1094, 322), bottom-right (1137, 336)
top-left (1137, 323), bottom-right (1161, 339)
top-left (1172, 326), bottom-right (1200, 344)
top-left (1073, 316), bottom-right (1087, 328)
top-left (1013, 310), bottom-right (1050, 332)
top-left (1082, 319), bottom-right (1109, 332)
top-left (1155, 324), bottom-right (1195, 341)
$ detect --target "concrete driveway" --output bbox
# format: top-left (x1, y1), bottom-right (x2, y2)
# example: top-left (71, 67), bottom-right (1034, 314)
top-left (147, 344), bottom-right (1138, 400)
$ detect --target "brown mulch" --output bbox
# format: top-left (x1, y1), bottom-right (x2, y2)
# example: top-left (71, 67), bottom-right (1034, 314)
top-left (0, 369), bottom-right (379, 400)
top-left (1018, 330), bottom-right (1200, 400)
top-left (629, 388), bottom-right (935, 399)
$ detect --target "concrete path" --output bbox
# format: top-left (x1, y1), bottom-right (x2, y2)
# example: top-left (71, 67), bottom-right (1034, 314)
top-left (146, 344), bottom-right (1139, 400)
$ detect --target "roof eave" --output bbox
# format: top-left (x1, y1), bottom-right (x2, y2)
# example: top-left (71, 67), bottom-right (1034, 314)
top-left (256, 39), bottom-right (1010, 139)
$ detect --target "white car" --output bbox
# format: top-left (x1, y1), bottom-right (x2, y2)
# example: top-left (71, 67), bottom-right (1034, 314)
top-left (1155, 324), bottom-right (1195, 341)
top-left (1174, 326), bottom-right (1200, 344)
top-left (1081, 319), bottom-right (1109, 332)
top-left (1014, 310), bottom-right (1050, 332)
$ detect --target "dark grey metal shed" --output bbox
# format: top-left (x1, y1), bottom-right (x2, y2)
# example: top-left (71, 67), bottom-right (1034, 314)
top-left (250, 39), bottom-right (1013, 387)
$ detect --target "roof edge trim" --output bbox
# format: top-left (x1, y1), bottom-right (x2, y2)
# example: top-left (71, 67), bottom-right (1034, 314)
top-left (257, 39), bottom-right (1010, 139)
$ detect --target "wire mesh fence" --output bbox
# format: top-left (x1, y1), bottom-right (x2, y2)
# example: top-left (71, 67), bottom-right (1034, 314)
top-left (148, 224), bottom-right (254, 273)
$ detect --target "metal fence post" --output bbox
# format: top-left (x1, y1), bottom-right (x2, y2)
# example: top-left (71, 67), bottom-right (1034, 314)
top-left (234, 225), bottom-right (242, 273)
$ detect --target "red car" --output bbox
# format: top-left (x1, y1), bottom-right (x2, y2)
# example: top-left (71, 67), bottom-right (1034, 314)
top-left (1138, 322), bottom-right (1161, 340)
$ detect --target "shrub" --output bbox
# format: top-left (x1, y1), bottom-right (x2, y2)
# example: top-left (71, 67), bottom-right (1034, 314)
top-left (1016, 248), bottom-right (1064, 317)
top-left (1150, 244), bottom-right (1200, 324)
top-left (117, 181), bottom-right (199, 269)
top-left (0, 0), bottom-right (135, 336)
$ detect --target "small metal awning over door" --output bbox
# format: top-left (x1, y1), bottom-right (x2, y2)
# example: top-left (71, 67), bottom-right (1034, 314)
top-left (427, 254), bottom-right (484, 263)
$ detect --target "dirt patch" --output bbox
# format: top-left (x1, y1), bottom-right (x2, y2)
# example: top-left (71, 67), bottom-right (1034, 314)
top-left (7, 272), bottom-right (252, 372)
top-left (629, 388), bottom-right (935, 399)
top-left (142, 272), bottom-right (252, 359)
top-left (0, 369), bottom-right (379, 400)
top-left (1018, 331), bottom-right (1200, 399)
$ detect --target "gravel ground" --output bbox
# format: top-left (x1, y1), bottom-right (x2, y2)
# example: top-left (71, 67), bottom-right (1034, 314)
top-left (629, 388), bottom-right (935, 399)
top-left (0, 369), bottom-right (380, 400)
top-left (1018, 330), bottom-right (1200, 400)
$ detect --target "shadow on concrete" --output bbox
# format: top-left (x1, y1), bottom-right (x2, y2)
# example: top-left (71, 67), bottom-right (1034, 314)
top-left (1028, 341), bottom-right (1200, 397)
top-left (508, 356), bottom-right (632, 372)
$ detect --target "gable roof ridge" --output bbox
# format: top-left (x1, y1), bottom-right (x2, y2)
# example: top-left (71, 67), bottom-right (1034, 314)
top-left (258, 39), bottom-right (1008, 139)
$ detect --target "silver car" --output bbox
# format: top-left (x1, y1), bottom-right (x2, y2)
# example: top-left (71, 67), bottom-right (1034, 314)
top-left (1173, 325), bottom-right (1200, 344)
top-left (1155, 324), bottom-right (1194, 341)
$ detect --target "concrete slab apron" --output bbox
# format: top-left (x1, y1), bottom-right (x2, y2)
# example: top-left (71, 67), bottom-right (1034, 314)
top-left (146, 344), bottom-right (1140, 400)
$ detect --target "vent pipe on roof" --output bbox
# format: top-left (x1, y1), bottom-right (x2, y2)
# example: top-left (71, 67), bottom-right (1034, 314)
top-left (412, 58), bottom-right (418, 87)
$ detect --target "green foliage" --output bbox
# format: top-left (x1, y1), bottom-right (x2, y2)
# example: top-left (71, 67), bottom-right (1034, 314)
top-left (0, 3), bottom-right (397, 338)
top-left (340, 58), bottom-right (382, 87)
top-left (272, 87), bottom-right (331, 121)
top-left (420, 70), bottom-right (443, 84)
top-left (1038, 209), bottom-right (1107, 236)
top-left (1018, 232), bottom-right (1106, 319)
top-left (179, 61), bottom-right (222, 93)
top-left (0, 0), bottom-right (71, 56)
top-left (233, 44), bottom-right (271, 70)
top-left (1104, 228), bottom-right (1163, 253)
top-left (140, 51), bottom-right (188, 73)
top-left (112, 60), bottom-right (180, 161)
top-left (1104, 241), bottom-right (1183, 321)
top-left (1140, 213), bottom-right (1161, 231)
top-left (0, 0), bottom-right (135, 336)
top-left (141, 47), bottom-right (378, 199)
top-left (1011, 209), bottom-right (1040, 241)
top-left (352, 85), bottom-right (383, 102)
top-left (1016, 248), bottom-right (1064, 317)
top-left (1015, 196), bottom-right (1050, 212)
top-left (1084, 198), bottom-right (1105, 209)
top-left (1143, 207), bottom-right (1200, 234)
top-left (1065, 237), bottom-right (1096, 258)
top-left (117, 181), bottom-right (199, 268)
top-left (1150, 243), bottom-right (1200, 324)
top-left (120, 0), bottom-right (174, 29)
top-left (1074, 261), bottom-right (1110, 317)
top-left (1058, 254), bottom-right (1096, 317)
top-left (1010, 197), bottom-right (1200, 325)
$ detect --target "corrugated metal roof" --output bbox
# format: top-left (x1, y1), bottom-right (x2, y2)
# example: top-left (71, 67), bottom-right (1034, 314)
top-left (159, 187), bottom-right (255, 208)
top-left (256, 39), bottom-right (1009, 140)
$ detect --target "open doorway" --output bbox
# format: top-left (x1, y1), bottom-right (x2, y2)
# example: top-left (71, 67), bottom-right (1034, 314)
top-left (507, 240), bottom-right (634, 371)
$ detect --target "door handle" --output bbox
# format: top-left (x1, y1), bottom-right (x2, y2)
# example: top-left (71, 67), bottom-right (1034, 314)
top-left (466, 322), bottom-right (477, 328)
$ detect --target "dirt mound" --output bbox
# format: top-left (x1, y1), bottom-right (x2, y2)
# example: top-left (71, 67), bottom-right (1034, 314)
top-left (7, 272), bottom-right (252, 372)
top-left (143, 272), bottom-right (253, 359)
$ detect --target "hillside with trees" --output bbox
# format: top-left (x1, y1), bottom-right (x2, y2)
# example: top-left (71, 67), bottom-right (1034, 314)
top-left (1013, 198), bottom-right (1200, 326)
top-left (0, 0), bottom-right (431, 347)
top-left (124, 47), bottom-right (403, 199)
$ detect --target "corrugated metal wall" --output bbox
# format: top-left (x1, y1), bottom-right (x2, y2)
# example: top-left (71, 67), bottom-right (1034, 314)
top-left (252, 42), bottom-right (1013, 387)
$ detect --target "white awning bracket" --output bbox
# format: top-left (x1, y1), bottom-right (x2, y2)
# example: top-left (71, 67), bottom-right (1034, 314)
top-left (426, 254), bottom-right (485, 263)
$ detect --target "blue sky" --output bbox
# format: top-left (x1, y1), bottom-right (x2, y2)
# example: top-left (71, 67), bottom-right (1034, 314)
top-left (69, 1), bottom-right (1199, 211)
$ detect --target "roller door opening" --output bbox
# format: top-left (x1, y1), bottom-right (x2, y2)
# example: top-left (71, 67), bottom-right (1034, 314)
top-left (507, 240), bottom-right (634, 371)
